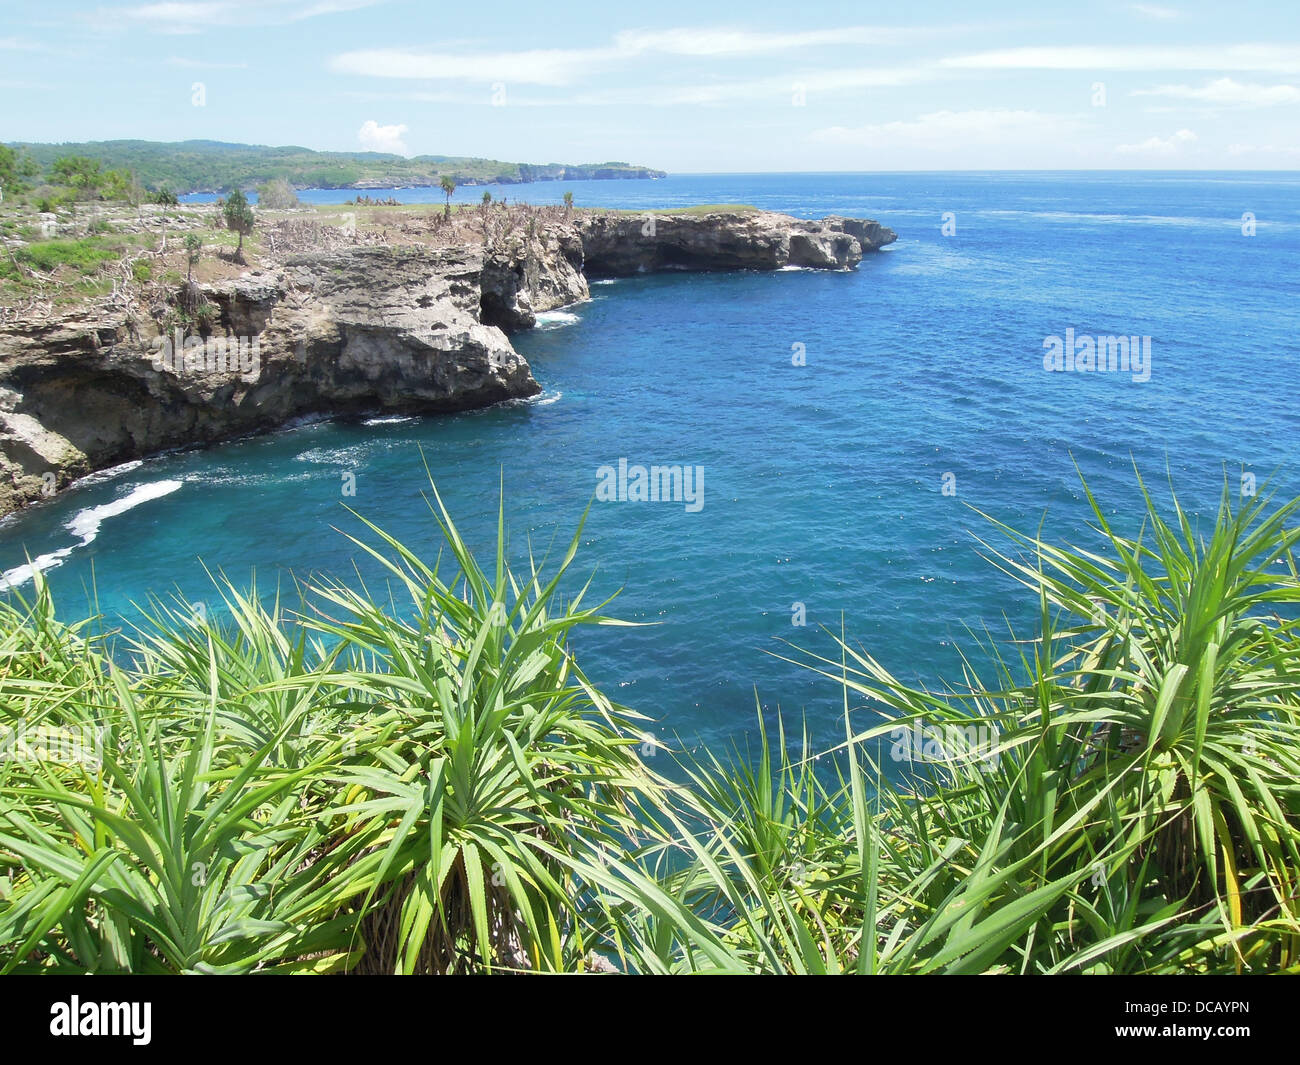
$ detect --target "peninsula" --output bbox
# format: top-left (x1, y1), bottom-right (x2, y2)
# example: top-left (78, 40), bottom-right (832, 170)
top-left (8, 140), bottom-right (667, 196)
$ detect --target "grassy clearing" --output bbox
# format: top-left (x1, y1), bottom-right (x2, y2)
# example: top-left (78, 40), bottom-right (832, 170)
top-left (2, 468), bottom-right (1297, 974)
top-left (0, 205), bottom-right (258, 304)
top-left (9, 239), bottom-right (121, 273)
top-left (0, 238), bottom-right (126, 298)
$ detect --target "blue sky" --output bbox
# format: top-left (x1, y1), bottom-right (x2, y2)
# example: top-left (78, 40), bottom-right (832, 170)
top-left (3, 1), bottom-right (1299, 170)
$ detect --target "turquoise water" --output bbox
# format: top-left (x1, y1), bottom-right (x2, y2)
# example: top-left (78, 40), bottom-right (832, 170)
top-left (9, 173), bottom-right (1300, 755)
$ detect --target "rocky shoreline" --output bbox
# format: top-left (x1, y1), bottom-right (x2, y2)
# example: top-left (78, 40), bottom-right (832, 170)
top-left (0, 208), bottom-right (894, 518)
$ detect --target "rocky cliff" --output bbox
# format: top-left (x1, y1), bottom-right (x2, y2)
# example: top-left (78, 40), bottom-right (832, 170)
top-left (576, 211), bottom-right (893, 276)
top-left (0, 209), bottom-right (895, 517)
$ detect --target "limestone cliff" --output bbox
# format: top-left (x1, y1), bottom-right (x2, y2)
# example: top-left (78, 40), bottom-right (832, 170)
top-left (0, 209), bottom-right (895, 517)
top-left (576, 211), bottom-right (894, 276)
top-left (0, 246), bottom-right (541, 517)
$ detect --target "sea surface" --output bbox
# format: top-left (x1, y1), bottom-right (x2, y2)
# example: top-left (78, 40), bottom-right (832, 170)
top-left (8, 172), bottom-right (1300, 758)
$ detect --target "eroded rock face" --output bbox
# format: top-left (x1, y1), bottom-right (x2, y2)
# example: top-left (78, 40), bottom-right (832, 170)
top-left (0, 210), bottom-right (895, 517)
top-left (823, 216), bottom-right (897, 254)
top-left (575, 211), bottom-right (896, 276)
top-left (479, 226), bottom-right (587, 330)
top-left (0, 246), bottom-right (539, 515)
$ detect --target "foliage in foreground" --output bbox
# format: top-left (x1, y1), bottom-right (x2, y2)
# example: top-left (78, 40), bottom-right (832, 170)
top-left (1, 473), bottom-right (1298, 973)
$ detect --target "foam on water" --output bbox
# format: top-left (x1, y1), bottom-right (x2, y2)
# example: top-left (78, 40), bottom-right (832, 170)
top-left (294, 445), bottom-right (373, 465)
top-left (65, 480), bottom-right (184, 545)
top-left (362, 415), bottom-right (416, 426)
top-left (535, 310), bottom-right (581, 329)
top-left (69, 459), bottom-right (144, 490)
top-left (0, 547), bottom-right (78, 589)
top-left (1, 480), bottom-right (183, 589)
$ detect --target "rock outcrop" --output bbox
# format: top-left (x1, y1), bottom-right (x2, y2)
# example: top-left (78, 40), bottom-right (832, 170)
top-left (576, 210), bottom-right (896, 276)
top-left (823, 216), bottom-right (897, 254)
top-left (479, 225), bottom-right (587, 329)
top-left (0, 246), bottom-right (540, 516)
top-left (0, 209), bottom-right (894, 517)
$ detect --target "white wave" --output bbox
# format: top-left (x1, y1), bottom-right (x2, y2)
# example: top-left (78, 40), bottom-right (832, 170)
top-left (362, 414), bottom-right (415, 426)
top-left (1, 480), bottom-right (183, 591)
top-left (531, 391), bottom-right (563, 407)
top-left (68, 459), bottom-right (143, 490)
top-left (1, 547), bottom-right (77, 590)
top-left (280, 413), bottom-right (333, 432)
top-left (203, 470), bottom-right (318, 488)
top-left (591, 279), bottom-right (618, 286)
top-left (65, 480), bottom-right (183, 546)
top-left (534, 310), bottom-right (581, 330)
top-left (777, 265), bottom-right (813, 272)
top-left (294, 445), bottom-right (370, 464)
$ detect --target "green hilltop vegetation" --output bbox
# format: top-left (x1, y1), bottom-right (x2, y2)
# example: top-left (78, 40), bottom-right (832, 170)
top-left (6, 139), bottom-right (667, 195)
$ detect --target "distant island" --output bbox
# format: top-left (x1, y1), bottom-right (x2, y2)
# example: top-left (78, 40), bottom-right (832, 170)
top-left (7, 140), bottom-right (667, 196)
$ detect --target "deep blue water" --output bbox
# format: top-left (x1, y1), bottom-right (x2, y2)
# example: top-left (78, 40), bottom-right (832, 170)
top-left (11, 172), bottom-right (1300, 756)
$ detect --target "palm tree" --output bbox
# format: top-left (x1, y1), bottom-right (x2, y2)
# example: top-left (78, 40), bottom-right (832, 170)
top-left (439, 176), bottom-right (456, 220)
top-left (563, 191), bottom-right (573, 215)
top-left (223, 189), bottom-right (255, 264)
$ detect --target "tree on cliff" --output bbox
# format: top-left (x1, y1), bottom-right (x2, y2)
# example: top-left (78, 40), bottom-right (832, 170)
top-left (223, 189), bottom-right (255, 263)
top-left (184, 233), bottom-right (202, 282)
top-left (439, 175), bottom-right (456, 220)
top-left (563, 190), bottom-right (573, 215)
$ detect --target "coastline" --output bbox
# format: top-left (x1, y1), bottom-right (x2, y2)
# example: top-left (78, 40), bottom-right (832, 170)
top-left (0, 203), bottom-right (895, 519)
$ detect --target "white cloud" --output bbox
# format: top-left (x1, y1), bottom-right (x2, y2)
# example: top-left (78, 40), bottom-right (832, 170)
top-left (116, 0), bottom-right (385, 32)
top-left (164, 56), bottom-right (248, 68)
top-left (653, 66), bottom-right (932, 106)
top-left (1227, 143), bottom-right (1300, 157)
top-left (812, 108), bottom-right (1076, 148)
top-left (1115, 128), bottom-right (1197, 154)
top-left (1132, 4), bottom-right (1180, 19)
top-left (942, 44), bottom-right (1300, 73)
top-left (341, 89), bottom-right (469, 105)
top-left (357, 119), bottom-right (410, 155)
top-left (332, 47), bottom-right (598, 86)
top-left (1133, 77), bottom-right (1300, 106)
top-left (331, 25), bottom-right (935, 85)
top-left (610, 25), bottom-right (923, 57)
top-left (120, 2), bottom-right (231, 24)
top-left (288, 0), bottom-right (385, 18)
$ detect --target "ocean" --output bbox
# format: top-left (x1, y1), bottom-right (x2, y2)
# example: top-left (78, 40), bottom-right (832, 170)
top-left (7, 172), bottom-right (1300, 757)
